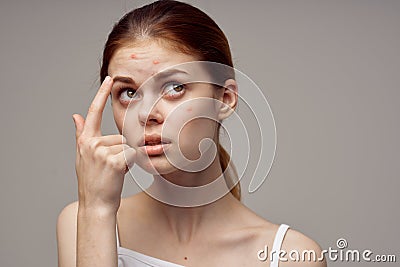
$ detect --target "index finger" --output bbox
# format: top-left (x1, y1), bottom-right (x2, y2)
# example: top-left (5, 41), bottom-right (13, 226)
top-left (83, 76), bottom-right (113, 136)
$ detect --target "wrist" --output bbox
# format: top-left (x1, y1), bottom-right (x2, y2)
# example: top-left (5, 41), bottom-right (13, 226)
top-left (78, 204), bottom-right (117, 219)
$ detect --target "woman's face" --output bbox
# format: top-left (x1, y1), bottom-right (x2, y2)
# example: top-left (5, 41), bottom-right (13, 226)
top-left (108, 40), bottom-right (223, 175)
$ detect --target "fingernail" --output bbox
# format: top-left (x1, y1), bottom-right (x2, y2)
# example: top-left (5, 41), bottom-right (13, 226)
top-left (105, 76), bottom-right (111, 83)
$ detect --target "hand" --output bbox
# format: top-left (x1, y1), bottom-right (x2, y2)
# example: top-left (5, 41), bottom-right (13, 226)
top-left (72, 76), bottom-right (137, 215)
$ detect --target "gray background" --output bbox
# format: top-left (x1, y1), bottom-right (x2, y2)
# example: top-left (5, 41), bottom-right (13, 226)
top-left (0, 0), bottom-right (399, 266)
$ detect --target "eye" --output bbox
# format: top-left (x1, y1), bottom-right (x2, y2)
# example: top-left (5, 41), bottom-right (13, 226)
top-left (163, 82), bottom-right (186, 98)
top-left (119, 88), bottom-right (138, 103)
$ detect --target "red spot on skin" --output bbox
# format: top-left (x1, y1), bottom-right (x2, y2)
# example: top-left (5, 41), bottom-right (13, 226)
top-left (186, 107), bottom-right (192, 112)
top-left (130, 54), bottom-right (137, 59)
top-left (153, 60), bottom-right (160, 64)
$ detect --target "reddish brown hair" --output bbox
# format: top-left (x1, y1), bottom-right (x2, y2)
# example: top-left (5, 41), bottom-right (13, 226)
top-left (100, 0), bottom-right (241, 201)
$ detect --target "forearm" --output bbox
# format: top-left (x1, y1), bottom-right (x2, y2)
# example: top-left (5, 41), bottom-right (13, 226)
top-left (76, 207), bottom-right (117, 267)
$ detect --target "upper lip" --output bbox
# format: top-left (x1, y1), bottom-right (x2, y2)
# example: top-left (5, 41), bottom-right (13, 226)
top-left (138, 134), bottom-right (171, 147)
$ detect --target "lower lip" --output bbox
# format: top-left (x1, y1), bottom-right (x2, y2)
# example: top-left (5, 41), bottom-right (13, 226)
top-left (139, 143), bottom-right (171, 156)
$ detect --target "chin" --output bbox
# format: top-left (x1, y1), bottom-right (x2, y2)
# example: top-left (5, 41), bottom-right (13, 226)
top-left (136, 156), bottom-right (177, 175)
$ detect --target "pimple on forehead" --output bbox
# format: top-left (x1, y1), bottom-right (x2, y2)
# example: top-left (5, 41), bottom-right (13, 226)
top-left (130, 53), bottom-right (137, 59)
top-left (153, 60), bottom-right (160, 64)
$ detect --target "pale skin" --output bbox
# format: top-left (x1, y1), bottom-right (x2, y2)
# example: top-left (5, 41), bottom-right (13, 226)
top-left (56, 39), bottom-right (327, 267)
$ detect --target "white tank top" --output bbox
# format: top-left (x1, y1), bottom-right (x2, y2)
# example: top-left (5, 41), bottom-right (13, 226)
top-left (116, 223), bottom-right (290, 267)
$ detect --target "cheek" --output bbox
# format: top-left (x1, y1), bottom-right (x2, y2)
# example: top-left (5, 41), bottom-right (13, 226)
top-left (175, 107), bottom-right (216, 146)
top-left (112, 109), bottom-right (125, 134)
top-left (112, 108), bottom-right (141, 143)
top-left (166, 101), bottom-right (217, 132)
top-left (121, 110), bottom-right (145, 147)
top-left (181, 118), bottom-right (215, 138)
top-left (177, 118), bottom-right (216, 160)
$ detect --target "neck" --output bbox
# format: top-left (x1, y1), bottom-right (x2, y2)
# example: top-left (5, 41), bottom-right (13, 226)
top-left (144, 155), bottom-right (240, 244)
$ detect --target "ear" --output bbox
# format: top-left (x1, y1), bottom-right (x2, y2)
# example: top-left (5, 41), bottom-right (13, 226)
top-left (217, 78), bottom-right (238, 121)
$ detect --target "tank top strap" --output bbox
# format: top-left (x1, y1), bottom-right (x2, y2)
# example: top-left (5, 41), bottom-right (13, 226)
top-left (270, 224), bottom-right (290, 267)
top-left (115, 221), bottom-right (120, 247)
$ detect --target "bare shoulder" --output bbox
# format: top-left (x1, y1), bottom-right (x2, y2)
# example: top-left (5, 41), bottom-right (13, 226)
top-left (57, 200), bottom-right (79, 224)
top-left (56, 197), bottom-right (134, 267)
top-left (56, 200), bottom-right (79, 267)
top-left (279, 227), bottom-right (327, 267)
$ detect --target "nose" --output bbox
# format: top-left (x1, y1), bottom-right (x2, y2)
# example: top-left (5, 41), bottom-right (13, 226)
top-left (138, 98), bottom-right (164, 126)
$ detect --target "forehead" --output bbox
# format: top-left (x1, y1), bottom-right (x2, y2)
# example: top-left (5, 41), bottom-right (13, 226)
top-left (108, 41), bottom-right (197, 82)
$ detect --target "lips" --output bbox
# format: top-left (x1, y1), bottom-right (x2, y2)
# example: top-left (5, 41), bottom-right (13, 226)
top-left (145, 140), bottom-right (170, 146)
top-left (138, 134), bottom-right (171, 147)
top-left (137, 134), bottom-right (172, 156)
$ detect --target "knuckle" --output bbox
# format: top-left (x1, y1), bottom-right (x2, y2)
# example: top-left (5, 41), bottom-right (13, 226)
top-left (88, 138), bottom-right (101, 151)
top-left (109, 155), bottom-right (125, 171)
top-left (106, 156), bottom-right (120, 169)
top-left (76, 137), bottom-right (88, 155)
top-left (77, 136), bottom-right (86, 147)
top-left (93, 146), bottom-right (107, 159)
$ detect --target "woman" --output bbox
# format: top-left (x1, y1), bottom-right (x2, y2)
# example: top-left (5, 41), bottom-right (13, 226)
top-left (57, 1), bottom-right (327, 266)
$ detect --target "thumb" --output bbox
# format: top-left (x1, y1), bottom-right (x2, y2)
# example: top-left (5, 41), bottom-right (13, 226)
top-left (72, 114), bottom-right (85, 138)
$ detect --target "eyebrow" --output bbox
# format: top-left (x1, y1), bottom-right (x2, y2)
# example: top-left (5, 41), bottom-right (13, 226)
top-left (154, 68), bottom-right (189, 80)
top-left (112, 69), bottom-right (189, 87)
top-left (112, 76), bottom-right (137, 86)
